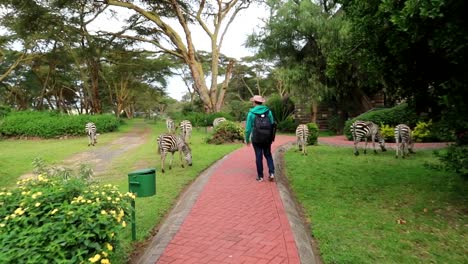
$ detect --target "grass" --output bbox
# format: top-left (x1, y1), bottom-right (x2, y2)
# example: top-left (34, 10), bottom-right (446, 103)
top-left (285, 145), bottom-right (468, 264)
top-left (0, 120), bottom-right (135, 187)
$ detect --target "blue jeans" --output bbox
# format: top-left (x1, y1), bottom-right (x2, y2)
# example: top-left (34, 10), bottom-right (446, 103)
top-left (252, 142), bottom-right (275, 178)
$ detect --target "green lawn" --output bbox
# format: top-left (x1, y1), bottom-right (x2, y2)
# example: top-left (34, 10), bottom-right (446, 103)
top-left (285, 145), bottom-right (468, 264)
top-left (0, 120), bottom-right (135, 187)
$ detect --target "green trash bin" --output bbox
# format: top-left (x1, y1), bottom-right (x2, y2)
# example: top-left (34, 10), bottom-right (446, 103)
top-left (128, 168), bottom-right (156, 197)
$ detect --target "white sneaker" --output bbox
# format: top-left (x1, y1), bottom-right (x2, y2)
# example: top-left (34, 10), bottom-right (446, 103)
top-left (269, 174), bottom-right (275, 181)
top-left (256, 177), bottom-right (264, 182)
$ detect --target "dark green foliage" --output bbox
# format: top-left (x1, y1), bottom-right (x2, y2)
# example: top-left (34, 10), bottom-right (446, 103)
top-left (0, 105), bottom-right (11, 119)
top-left (0, 111), bottom-right (121, 138)
top-left (432, 145), bottom-right (468, 178)
top-left (277, 116), bottom-right (296, 133)
top-left (207, 121), bottom-right (244, 145)
top-left (306, 123), bottom-right (319, 145)
top-left (225, 100), bottom-right (251, 122)
top-left (266, 94), bottom-right (295, 125)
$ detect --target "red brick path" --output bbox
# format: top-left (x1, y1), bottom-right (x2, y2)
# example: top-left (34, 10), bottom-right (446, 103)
top-left (156, 136), bottom-right (300, 264)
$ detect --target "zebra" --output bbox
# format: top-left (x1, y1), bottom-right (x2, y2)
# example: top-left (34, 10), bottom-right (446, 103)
top-left (166, 118), bottom-right (176, 133)
top-left (213, 117), bottom-right (226, 128)
top-left (296, 124), bottom-right (309, 155)
top-left (350, 120), bottom-right (387, 156)
top-left (394, 124), bottom-right (415, 158)
top-left (179, 120), bottom-right (192, 142)
top-left (157, 134), bottom-right (192, 173)
top-left (85, 122), bottom-right (97, 146)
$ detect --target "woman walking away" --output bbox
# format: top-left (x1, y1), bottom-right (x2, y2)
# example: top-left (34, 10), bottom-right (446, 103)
top-left (244, 95), bottom-right (276, 182)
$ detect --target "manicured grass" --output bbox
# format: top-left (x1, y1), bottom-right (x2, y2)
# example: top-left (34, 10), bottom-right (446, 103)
top-left (0, 120), bottom-right (135, 187)
top-left (285, 145), bottom-right (468, 264)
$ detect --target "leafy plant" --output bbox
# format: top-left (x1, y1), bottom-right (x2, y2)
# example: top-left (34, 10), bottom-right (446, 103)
top-left (307, 123), bottom-right (319, 145)
top-left (432, 144), bottom-right (468, 178)
top-left (207, 121), bottom-right (244, 144)
top-left (379, 123), bottom-right (395, 142)
top-left (413, 120), bottom-right (433, 142)
top-left (0, 172), bottom-right (134, 263)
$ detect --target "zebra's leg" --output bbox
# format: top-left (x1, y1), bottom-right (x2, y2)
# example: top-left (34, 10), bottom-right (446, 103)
top-left (371, 135), bottom-right (378, 154)
top-left (178, 147), bottom-right (185, 168)
top-left (395, 138), bottom-right (400, 158)
top-left (169, 152), bottom-right (175, 170)
top-left (364, 138), bottom-right (369, 154)
top-left (354, 141), bottom-right (359, 156)
top-left (161, 152), bottom-right (166, 173)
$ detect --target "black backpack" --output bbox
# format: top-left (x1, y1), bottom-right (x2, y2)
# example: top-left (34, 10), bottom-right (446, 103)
top-left (252, 110), bottom-right (275, 144)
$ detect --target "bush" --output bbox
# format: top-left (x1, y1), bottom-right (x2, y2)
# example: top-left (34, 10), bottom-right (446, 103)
top-left (433, 144), bottom-right (468, 178)
top-left (277, 116), bottom-right (296, 133)
top-left (0, 111), bottom-right (121, 138)
top-left (307, 123), bottom-right (319, 145)
top-left (413, 120), bottom-right (433, 143)
top-left (266, 94), bottom-right (295, 125)
top-left (207, 121), bottom-right (244, 144)
top-left (0, 173), bottom-right (134, 263)
top-left (379, 123), bottom-right (395, 142)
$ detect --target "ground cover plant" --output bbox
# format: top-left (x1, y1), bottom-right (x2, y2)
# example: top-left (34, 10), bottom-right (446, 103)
top-left (0, 174), bottom-right (134, 263)
top-left (284, 145), bottom-right (468, 264)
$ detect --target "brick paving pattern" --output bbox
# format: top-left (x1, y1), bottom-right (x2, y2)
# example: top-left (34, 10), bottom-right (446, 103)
top-left (156, 136), bottom-right (299, 264)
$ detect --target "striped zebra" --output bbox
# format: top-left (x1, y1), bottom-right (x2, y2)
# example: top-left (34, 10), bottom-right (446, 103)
top-left (394, 124), bottom-right (415, 158)
top-left (85, 122), bottom-right (97, 146)
top-left (157, 134), bottom-right (192, 173)
top-left (296, 124), bottom-right (309, 155)
top-left (350, 120), bottom-right (387, 156)
top-left (166, 118), bottom-right (176, 133)
top-left (213, 117), bottom-right (226, 128)
top-left (179, 120), bottom-right (192, 142)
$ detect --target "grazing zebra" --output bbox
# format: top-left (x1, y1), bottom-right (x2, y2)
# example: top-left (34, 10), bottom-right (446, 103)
top-left (350, 120), bottom-right (387, 156)
top-left (213, 117), bottom-right (226, 128)
top-left (157, 134), bottom-right (192, 173)
top-left (85, 122), bottom-right (97, 146)
top-left (166, 118), bottom-right (176, 133)
top-left (179, 120), bottom-right (192, 142)
top-left (296, 124), bottom-right (309, 155)
top-left (394, 124), bottom-right (415, 158)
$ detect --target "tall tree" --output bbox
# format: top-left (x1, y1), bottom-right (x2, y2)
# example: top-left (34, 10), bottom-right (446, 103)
top-left (99, 0), bottom-right (251, 113)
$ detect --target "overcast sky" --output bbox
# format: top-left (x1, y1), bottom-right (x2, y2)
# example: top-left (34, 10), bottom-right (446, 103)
top-left (90, 4), bottom-right (267, 101)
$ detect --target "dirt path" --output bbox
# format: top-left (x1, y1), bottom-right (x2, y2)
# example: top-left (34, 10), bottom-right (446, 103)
top-left (20, 121), bottom-right (152, 179)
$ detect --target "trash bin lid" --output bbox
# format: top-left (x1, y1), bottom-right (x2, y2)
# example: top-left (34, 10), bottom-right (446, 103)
top-left (128, 168), bottom-right (156, 176)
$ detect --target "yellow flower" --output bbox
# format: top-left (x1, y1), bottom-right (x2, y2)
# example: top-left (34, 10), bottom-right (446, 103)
top-left (102, 251), bottom-right (108, 257)
top-left (100, 258), bottom-right (110, 264)
top-left (51, 208), bottom-right (58, 215)
top-left (105, 243), bottom-right (113, 251)
top-left (101, 210), bottom-right (107, 215)
top-left (0, 223), bottom-right (5, 227)
top-left (35, 202), bottom-right (41, 207)
top-left (14, 207), bottom-right (25, 216)
top-left (89, 254), bottom-right (101, 263)
top-left (122, 221), bottom-right (127, 228)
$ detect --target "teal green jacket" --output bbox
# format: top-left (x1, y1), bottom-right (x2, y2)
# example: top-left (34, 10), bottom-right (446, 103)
top-left (245, 105), bottom-right (275, 143)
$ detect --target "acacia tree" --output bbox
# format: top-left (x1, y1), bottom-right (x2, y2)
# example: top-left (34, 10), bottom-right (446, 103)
top-left (100, 0), bottom-right (252, 113)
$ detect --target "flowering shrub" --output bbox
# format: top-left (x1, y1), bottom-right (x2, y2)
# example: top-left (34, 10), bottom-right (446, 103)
top-left (208, 121), bottom-right (244, 144)
top-left (0, 175), bottom-right (134, 263)
top-left (379, 123), bottom-right (395, 142)
top-left (413, 120), bottom-right (433, 142)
